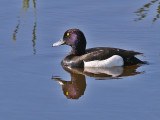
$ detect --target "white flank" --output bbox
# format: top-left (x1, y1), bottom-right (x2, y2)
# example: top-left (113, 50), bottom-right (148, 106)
top-left (84, 55), bottom-right (124, 68)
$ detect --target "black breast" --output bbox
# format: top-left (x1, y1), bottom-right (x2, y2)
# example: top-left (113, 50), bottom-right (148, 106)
top-left (61, 55), bottom-right (84, 68)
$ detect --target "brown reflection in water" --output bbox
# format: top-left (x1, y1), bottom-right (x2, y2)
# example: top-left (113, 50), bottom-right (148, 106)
top-left (134, 0), bottom-right (160, 22)
top-left (52, 74), bottom-right (86, 100)
top-left (52, 65), bottom-right (144, 100)
top-left (13, 0), bottom-right (37, 54)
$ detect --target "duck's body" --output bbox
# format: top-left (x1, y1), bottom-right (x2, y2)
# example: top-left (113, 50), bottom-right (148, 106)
top-left (61, 47), bottom-right (144, 68)
top-left (53, 29), bottom-right (145, 68)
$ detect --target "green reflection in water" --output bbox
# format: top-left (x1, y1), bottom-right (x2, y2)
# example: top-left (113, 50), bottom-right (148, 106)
top-left (134, 0), bottom-right (160, 22)
top-left (13, 0), bottom-right (37, 54)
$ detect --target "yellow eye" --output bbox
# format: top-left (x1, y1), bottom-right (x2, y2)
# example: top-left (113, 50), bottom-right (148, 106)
top-left (66, 91), bottom-right (69, 95)
top-left (67, 33), bottom-right (70, 36)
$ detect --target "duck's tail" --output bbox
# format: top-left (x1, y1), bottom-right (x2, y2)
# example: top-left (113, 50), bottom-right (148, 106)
top-left (124, 56), bottom-right (147, 66)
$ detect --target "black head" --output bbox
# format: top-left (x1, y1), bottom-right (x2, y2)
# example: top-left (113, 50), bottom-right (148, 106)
top-left (53, 29), bottom-right (87, 55)
top-left (63, 29), bottom-right (86, 47)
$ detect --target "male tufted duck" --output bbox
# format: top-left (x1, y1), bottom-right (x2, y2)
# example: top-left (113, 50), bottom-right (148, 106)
top-left (53, 29), bottom-right (145, 68)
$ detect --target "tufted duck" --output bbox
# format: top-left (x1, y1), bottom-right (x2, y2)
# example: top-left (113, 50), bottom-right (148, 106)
top-left (53, 29), bottom-right (145, 68)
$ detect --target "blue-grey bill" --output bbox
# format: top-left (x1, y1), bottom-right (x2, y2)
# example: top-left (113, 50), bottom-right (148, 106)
top-left (52, 39), bottom-right (65, 47)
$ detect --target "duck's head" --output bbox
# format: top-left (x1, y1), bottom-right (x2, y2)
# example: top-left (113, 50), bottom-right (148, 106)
top-left (53, 29), bottom-right (87, 55)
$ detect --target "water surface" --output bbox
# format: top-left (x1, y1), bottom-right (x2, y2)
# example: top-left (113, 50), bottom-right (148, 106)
top-left (0, 0), bottom-right (160, 120)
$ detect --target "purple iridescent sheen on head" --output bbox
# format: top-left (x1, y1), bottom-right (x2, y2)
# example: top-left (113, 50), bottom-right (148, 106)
top-left (62, 29), bottom-right (87, 55)
top-left (65, 33), bottom-right (77, 46)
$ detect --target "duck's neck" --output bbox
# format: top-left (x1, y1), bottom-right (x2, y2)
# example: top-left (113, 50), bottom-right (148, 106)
top-left (70, 46), bottom-right (86, 56)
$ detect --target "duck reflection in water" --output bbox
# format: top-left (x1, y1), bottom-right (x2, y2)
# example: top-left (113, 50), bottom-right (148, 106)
top-left (53, 66), bottom-right (86, 99)
top-left (52, 65), bottom-right (144, 100)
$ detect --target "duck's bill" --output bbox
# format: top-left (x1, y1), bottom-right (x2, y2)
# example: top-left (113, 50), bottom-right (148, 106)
top-left (52, 39), bottom-right (65, 47)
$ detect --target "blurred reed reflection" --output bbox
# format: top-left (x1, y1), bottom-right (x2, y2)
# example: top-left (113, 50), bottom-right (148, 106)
top-left (52, 65), bottom-right (144, 100)
top-left (13, 0), bottom-right (37, 54)
top-left (134, 0), bottom-right (160, 22)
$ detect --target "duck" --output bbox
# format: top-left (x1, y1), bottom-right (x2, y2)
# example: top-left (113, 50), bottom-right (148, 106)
top-left (52, 28), bottom-right (145, 68)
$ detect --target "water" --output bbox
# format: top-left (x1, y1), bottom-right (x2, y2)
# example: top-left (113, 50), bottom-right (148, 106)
top-left (0, 0), bottom-right (160, 120)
